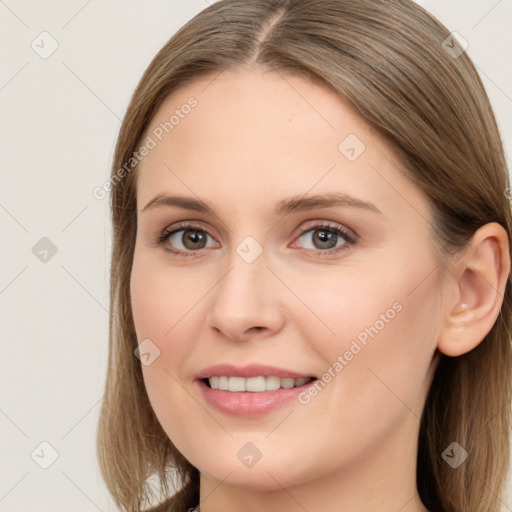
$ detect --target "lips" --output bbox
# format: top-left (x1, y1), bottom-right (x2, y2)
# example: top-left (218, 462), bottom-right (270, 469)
top-left (194, 363), bottom-right (318, 417)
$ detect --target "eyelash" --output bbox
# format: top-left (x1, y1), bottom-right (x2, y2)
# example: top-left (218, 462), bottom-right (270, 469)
top-left (154, 221), bottom-right (357, 258)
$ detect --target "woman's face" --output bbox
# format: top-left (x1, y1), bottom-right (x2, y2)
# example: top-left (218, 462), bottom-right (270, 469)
top-left (131, 67), bottom-right (444, 491)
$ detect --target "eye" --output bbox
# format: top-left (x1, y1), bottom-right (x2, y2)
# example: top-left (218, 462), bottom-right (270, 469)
top-left (154, 221), bottom-right (356, 257)
top-left (293, 223), bottom-right (356, 255)
top-left (155, 223), bottom-right (219, 256)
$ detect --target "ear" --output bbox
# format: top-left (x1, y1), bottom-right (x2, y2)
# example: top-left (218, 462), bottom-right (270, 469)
top-left (437, 222), bottom-right (510, 357)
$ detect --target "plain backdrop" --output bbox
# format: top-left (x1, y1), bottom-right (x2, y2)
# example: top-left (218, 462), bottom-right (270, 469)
top-left (1, 1), bottom-right (511, 510)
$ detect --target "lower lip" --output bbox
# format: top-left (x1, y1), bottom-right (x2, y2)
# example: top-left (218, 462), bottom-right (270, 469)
top-left (196, 379), bottom-right (315, 417)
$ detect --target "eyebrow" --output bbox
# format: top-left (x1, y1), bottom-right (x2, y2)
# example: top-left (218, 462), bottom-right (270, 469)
top-left (141, 192), bottom-right (382, 216)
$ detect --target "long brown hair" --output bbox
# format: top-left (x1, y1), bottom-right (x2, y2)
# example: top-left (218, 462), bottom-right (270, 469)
top-left (96, 1), bottom-right (512, 511)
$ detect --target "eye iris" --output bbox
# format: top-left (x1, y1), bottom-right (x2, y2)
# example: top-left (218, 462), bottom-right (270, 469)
top-left (313, 228), bottom-right (338, 249)
top-left (183, 229), bottom-right (207, 250)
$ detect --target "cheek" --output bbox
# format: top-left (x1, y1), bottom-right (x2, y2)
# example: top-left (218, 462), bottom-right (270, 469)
top-left (291, 251), bottom-right (440, 414)
top-left (130, 253), bottom-right (213, 445)
top-left (130, 250), bottom-right (204, 348)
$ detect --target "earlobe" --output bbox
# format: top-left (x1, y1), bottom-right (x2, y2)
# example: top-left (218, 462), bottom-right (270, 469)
top-left (437, 222), bottom-right (510, 357)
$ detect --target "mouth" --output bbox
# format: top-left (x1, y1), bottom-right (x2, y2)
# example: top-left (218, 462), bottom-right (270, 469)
top-left (194, 363), bottom-right (319, 416)
top-left (201, 375), bottom-right (317, 392)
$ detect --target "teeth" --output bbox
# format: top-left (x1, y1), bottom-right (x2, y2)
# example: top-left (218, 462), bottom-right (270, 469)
top-left (246, 376), bottom-right (265, 391)
top-left (218, 376), bottom-right (228, 390)
top-left (266, 376), bottom-right (280, 391)
top-left (207, 375), bottom-right (313, 392)
top-left (229, 376), bottom-right (245, 392)
top-left (281, 377), bottom-right (295, 389)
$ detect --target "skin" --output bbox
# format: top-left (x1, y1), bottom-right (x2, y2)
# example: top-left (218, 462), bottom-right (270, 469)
top-left (130, 67), bottom-right (510, 512)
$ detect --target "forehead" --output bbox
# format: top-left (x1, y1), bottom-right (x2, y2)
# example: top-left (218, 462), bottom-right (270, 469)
top-left (135, 68), bottom-right (431, 224)
top-left (142, 67), bottom-right (372, 161)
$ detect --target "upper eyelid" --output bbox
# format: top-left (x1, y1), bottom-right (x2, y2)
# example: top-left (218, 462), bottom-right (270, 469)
top-left (166, 219), bottom-right (353, 236)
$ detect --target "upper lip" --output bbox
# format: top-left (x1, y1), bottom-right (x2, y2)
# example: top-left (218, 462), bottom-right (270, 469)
top-left (195, 363), bottom-right (316, 380)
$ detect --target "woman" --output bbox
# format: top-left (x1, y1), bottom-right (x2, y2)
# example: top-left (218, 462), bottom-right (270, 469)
top-left (96, 1), bottom-right (512, 511)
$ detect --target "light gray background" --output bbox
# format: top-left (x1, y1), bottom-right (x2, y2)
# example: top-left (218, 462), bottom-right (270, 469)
top-left (1, 1), bottom-right (511, 510)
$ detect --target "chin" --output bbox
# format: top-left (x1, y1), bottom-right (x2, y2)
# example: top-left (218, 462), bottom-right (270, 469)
top-left (193, 451), bottom-right (322, 491)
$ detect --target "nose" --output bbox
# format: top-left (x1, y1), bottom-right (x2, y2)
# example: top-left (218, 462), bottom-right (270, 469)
top-left (206, 249), bottom-right (285, 342)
